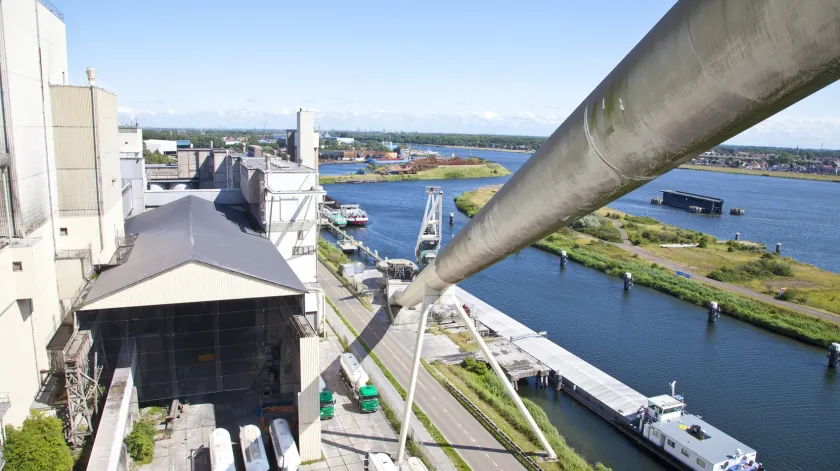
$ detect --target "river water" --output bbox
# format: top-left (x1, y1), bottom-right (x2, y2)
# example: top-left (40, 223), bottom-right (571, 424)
top-left (323, 147), bottom-right (838, 470)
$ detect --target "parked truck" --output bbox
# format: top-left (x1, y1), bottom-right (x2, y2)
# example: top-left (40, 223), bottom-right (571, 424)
top-left (339, 353), bottom-right (379, 412)
top-left (319, 376), bottom-right (335, 420)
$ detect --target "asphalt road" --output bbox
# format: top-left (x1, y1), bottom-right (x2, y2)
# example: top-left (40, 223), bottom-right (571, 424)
top-left (318, 265), bottom-right (526, 471)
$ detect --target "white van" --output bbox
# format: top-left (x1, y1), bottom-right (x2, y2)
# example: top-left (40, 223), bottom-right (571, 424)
top-left (368, 452), bottom-right (398, 471)
top-left (239, 424), bottom-right (270, 471)
top-left (269, 418), bottom-right (301, 471)
top-left (400, 457), bottom-right (429, 471)
top-left (209, 428), bottom-right (235, 471)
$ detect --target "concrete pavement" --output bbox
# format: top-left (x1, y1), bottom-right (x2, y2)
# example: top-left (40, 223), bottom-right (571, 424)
top-left (318, 263), bottom-right (526, 471)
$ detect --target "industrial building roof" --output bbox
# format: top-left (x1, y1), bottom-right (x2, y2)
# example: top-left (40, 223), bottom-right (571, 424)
top-left (654, 413), bottom-right (756, 465)
top-left (239, 156), bottom-right (315, 173)
top-left (84, 196), bottom-right (306, 305)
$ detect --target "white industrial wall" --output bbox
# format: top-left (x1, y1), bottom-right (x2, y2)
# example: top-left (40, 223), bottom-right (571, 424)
top-left (1, 0), bottom-right (67, 233)
top-left (51, 86), bottom-right (124, 265)
top-left (143, 139), bottom-right (176, 154)
top-left (0, 0), bottom-right (66, 427)
top-left (119, 129), bottom-right (145, 216)
top-left (0, 225), bottom-right (63, 425)
top-left (270, 229), bottom-right (317, 284)
top-left (297, 334), bottom-right (321, 461)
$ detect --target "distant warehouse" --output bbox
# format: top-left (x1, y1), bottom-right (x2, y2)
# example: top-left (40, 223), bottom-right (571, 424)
top-left (661, 190), bottom-right (723, 214)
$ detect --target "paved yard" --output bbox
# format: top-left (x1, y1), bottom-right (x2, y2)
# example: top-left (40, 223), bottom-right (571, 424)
top-left (302, 331), bottom-right (399, 471)
top-left (138, 403), bottom-right (216, 471)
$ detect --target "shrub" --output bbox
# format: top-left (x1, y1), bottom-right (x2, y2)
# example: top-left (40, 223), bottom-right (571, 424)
top-left (462, 356), bottom-right (488, 376)
top-left (570, 213), bottom-right (602, 229)
top-left (624, 214), bottom-right (660, 224)
top-left (125, 420), bottom-right (157, 464)
top-left (2, 412), bottom-right (73, 471)
top-left (708, 259), bottom-right (794, 283)
top-left (698, 238), bottom-right (708, 248)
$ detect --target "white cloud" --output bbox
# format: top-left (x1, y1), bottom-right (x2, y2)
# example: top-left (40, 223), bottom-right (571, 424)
top-left (729, 114), bottom-right (840, 148)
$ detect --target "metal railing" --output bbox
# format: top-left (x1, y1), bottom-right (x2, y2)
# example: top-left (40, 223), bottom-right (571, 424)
top-left (293, 245), bottom-right (316, 256)
top-left (37, 0), bottom-right (64, 21)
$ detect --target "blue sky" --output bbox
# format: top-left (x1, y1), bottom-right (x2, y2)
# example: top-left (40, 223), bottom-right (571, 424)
top-left (61, 0), bottom-right (840, 147)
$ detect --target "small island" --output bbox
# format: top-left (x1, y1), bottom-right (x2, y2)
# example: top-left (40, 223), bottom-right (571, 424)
top-left (319, 157), bottom-right (510, 185)
top-left (455, 185), bottom-right (840, 347)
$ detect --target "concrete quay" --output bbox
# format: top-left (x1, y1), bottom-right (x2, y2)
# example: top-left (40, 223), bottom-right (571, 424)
top-left (455, 287), bottom-right (648, 425)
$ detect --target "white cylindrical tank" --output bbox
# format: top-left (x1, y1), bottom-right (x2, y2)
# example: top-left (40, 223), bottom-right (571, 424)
top-left (209, 428), bottom-right (235, 471)
top-left (149, 182), bottom-right (167, 191)
top-left (269, 418), bottom-right (301, 471)
top-left (170, 182), bottom-right (194, 190)
top-left (400, 457), bottom-right (429, 471)
top-left (340, 353), bottom-right (369, 389)
top-left (368, 452), bottom-right (398, 471)
top-left (239, 425), bottom-right (270, 471)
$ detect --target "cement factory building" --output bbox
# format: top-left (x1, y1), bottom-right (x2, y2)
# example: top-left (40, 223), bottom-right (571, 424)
top-left (0, 1), bottom-right (326, 466)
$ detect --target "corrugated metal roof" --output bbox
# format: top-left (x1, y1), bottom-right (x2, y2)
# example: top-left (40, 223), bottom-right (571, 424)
top-left (85, 195), bottom-right (306, 304)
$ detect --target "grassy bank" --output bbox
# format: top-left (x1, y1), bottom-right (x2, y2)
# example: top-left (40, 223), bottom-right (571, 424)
top-left (597, 207), bottom-right (840, 315)
top-left (680, 164), bottom-right (840, 183)
top-left (433, 359), bottom-right (609, 471)
top-left (324, 296), bottom-right (471, 471)
top-left (455, 189), bottom-right (840, 347)
top-left (320, 162), bottom-right (510, 185)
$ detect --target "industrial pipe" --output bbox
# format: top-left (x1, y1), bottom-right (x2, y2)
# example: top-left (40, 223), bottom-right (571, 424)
top-left (396, 0), bottom-right (840, 308)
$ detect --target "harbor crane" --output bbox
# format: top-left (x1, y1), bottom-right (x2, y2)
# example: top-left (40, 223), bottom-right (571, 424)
top-left (414, 186), bottom-right (444, 268)
top-left (392, 0), bottom-right (840, 465)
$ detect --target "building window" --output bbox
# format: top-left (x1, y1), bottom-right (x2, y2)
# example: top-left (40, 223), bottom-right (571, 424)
top-left (681, 448), bottom-right (690, 457)
top-left (666, 439), bottom-right (675, 448)
top-left (652, 429), bottom-right (660, 438)
top-left (12, 261), bottom-right (22, 272)
top-left (696, 458), bottom-right (706, 468)
top-left (297, 230), bottom-right (305, 240)
top-left (60, 227), bottom-right (68, 236)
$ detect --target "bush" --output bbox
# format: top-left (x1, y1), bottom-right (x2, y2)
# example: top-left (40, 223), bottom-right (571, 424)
top-left (698, 238), bottom-right (708, 248)
top-left (708, 258), bottom-right (794, 283)
top-left (462, 356), bottom-right (488, 376)
top-left (2, 412), bottom-right (73, 471)
top-left (570, 213), bottom-right (602, 229)
top-left (125, 420), bottom-right (156, 464)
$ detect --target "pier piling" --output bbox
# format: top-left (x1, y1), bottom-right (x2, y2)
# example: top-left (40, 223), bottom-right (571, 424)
top-left (560, 250), bottom-right (568, 267)
top-left (623, 272), bottom-right (633, 290)
top-left (708, 301), bottom-right (720, 323)
top-left (735, 232), bottom-right (740, 241)
top-left (449, 212), bottom-right (454, 226)
top-left (829, 343), bottom-right (840, 369)
top-left (776, 242), bottom-right (782, 255)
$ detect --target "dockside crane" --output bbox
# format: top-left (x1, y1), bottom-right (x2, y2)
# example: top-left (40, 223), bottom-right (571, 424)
top-left (414, 186), bottom-right (444, 268)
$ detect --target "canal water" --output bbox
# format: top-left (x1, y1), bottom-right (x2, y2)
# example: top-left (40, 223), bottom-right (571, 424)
top-left (323, 147), bottom-right (838, 470)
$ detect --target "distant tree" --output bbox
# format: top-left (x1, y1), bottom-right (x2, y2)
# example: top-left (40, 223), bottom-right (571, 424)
top-left (2, 411), bottom-right (74, 471)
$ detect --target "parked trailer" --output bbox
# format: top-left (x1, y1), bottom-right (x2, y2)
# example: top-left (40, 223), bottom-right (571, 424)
top-left (239, 424), bottom-right (270, 471)
top-left (209, 428), bottom-right (236, 471)
top-left (400, 457), bottom-right (429, 471)
top-left (339, 353), bottom-right (379, 412)
top-left (269, 418), bottom-right (301, 471)
top-left (368, 452), bottom-right (399, 471)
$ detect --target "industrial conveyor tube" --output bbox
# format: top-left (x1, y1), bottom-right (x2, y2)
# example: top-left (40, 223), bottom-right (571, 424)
top-left (395, 0), bottom-right (840, 308)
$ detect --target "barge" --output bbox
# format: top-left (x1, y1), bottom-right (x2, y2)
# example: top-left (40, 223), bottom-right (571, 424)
top-left (660, 190), bottom-right (724, 214)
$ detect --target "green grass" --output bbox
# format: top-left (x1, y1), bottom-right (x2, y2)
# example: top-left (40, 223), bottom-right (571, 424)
top-left (325, 296), bottom-right (471, 471)
top-left (455, 190), bottom-right (840, 347)
top-left (320, 162), bottom-right (510, 185)
top-left (318, 237), bottom-right (351, 271)
top-left (708, 255), bottom-right (794, 283)
top-left (432, 359), bottom-right (609, 471)
top-left (534, 235), bottom-right (840, 347)
top-left (681, 164), bottom-right (840, 183)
